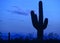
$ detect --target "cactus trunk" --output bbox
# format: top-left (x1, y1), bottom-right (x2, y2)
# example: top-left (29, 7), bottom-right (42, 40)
top-left (37, 30), bottom-right (43, 40)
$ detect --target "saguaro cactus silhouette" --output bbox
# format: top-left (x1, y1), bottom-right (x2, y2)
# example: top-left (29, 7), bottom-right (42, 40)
top-left (31, 1), bottom-right (48, 40)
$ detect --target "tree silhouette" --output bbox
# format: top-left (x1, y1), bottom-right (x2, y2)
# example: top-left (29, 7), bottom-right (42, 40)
top-left (31, 1), bottom-right (48, 41)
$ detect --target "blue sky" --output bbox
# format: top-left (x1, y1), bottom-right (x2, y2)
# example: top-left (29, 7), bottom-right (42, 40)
top-left (0, 0), bottom-right (60, 37)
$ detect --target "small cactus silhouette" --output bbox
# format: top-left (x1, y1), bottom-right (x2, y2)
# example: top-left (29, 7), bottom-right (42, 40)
top-left (0, 32), bottom-right (2, 40)
top-left (31, 1), bottom-right (48, 40)
top-left (8, 32), bottom-right (10, 40)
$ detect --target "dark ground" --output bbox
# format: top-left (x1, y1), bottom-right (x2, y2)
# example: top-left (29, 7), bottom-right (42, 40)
top-left (0, 39), bottom-right (60, 43)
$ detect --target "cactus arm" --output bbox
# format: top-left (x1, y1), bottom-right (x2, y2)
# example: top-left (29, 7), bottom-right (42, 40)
top-left (39, 1), bottom-right (43, 25)
top-left (31, 11), bottom-right (39, 29)
top-left (43, 18), bottom-right (48, 29)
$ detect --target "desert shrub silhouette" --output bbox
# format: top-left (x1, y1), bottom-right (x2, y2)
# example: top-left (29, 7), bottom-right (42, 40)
top-left (0, 33), bottom-right (60, 43)
top-left (47, 32), bottom-right (59, 40)
top-left (31, 1), bottom-right (48, 40)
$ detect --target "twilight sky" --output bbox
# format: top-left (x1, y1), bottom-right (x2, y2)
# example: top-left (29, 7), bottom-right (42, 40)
top-left (0, 0), bottom-right (60, 36)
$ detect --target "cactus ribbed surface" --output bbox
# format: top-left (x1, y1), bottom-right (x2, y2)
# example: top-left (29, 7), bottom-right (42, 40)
top-left (31, 1), bottom-right (48, 40)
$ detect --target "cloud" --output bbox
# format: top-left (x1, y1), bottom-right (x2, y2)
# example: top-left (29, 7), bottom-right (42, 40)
top-left (6, 6), bottom-right (28, 16)
top-left (7, 10), bottom-right (28, 16)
